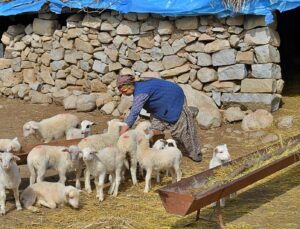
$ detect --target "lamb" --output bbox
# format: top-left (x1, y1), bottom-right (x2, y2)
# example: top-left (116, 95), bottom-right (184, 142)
top-left (21, 182), bottom-right (80, 212)
top-left (78, 119), bottom-right (126, 151)
top-left (0, 152), bottom-right (22, 215)
top-left (23, 113), bottom-right (80, 143)
top-left (137, 133), bottom-right (182, 193)
top-left (0, 137), bottom-right (21, 153)
top-left (81, 147), bottom-right (125, 201)
top-left (66, 120), bottom-right (94, 140)
top-left (78, 119), bottom-right (127, 192)
top-left (117, 121), bottom-right (151, 185)
top-left (152, 138), bottom-right (178, 183)
top-left (27, 145), bottom-right (83, 189)
top-left (209, 144), bottom-right (236, 207)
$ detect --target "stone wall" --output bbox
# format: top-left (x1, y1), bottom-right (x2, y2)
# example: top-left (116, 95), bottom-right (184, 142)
top-left (0, 11), bottom-right (283, 128)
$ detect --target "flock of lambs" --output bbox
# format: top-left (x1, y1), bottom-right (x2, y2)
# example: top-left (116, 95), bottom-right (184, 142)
top-left (0, 113), bottom-right (232, 216)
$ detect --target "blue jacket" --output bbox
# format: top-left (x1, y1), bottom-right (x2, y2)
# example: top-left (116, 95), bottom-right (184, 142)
top-left (134, 78), bottom-right (184, 124)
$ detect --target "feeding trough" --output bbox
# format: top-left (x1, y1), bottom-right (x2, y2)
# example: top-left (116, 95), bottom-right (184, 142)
top-left (16, 138), bottom-right (82, 165)
top-left (157, 134), bottom-right (300, 226)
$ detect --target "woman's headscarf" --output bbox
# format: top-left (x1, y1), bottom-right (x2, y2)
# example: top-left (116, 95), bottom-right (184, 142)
top-left (116, 74), bottom-right (135, 88)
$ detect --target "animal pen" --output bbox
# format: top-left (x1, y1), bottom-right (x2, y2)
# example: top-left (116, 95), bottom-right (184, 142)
top-left (157, 134), bottom-right (300, 227)
top-left (11, 133), bottom-right (300, 227)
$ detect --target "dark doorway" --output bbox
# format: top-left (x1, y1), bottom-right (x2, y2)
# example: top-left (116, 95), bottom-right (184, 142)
top-left (277, 7), bottom-right (300, 95)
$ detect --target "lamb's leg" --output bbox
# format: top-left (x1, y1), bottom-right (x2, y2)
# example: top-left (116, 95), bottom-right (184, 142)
top-left (220, 198), bottom-right (225, 207)
top-left (98, 173), bottom-right (106, 202)
top-left (108, 173), bottom-right (115, 195)
top-left (38, 198), bottom-right (56, 209)
top-left (12, 188), bottom-right (22, 211)
top-left (130, 158), bottom-right (138, 185)
top-left (0, 188), bottom-right (6, 216)
top-left (28, 164), bottom-right (36, 185)
top-left (75, 163), bottom-right (83, 189)
top-left (84, 168), bottom-right (92, 193)
top-left (144, 168), bottom-right (152, 193)
top-left (36, 166), bottom-right (46, 183)
top-left (169, 168), bottom-right (176, 183)
top-left (156, 171), bottom-right (161, 183)
top-left (94, 176), bottom-right (99, 198)
top-left (174, 163), bottom-right (182, 182)
top-left (113, 167), bottom-right (122, 197)
top-left (58, 168), bottom-right (67, 185)
top-left (165, 170), bottom-right (169, 177)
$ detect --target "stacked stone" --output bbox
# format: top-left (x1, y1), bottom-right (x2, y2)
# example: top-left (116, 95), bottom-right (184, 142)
top-left (0, 12), bottom-right (283, 127)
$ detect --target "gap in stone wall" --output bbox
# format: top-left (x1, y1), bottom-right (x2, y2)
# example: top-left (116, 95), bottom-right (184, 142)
top-left (277, 8), bottom-right (300, 96)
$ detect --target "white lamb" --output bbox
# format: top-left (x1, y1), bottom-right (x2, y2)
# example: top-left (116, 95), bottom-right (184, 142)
top-left (0, 137), bottom-right (21, 153)
top-left (152, 138), bottom-right (178, 183)
top-left (23, 113), bottom-right (80, 143)
top-left (209, 144), bottom-right (236, 207)
top-left (0, 152), bottom-right (22, 215)
top-left (117, 121), bottom-right (151, 185)
top-left (21, 182), bottom-right (80, 212)
top-left (81, 147), bottom-right (125, 201)
top-left (27, 145), bottom-right (83, 189)
top-left (78, 119), bottom-right (127, 192)
top-left (66, 120), bottom-right (94, 140)
top-left (137, 133), bottom-right (182, 193)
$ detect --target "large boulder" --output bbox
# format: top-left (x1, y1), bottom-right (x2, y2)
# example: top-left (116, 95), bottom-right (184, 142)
top-left (117, 95), bottom-right (133, 114)
top-left (29, 91), bottom-right (52, 104)
top-left (63, 95), bottom-right (78, 110)
top-left (33, 18), bottom-right (59, 36)
top-left (180, 84), bottom-right (222, 129)
top-left (221, 93), bottom-right (281, 112)
top-left (101, 101), bottom-right (117, 115)
top-left (52, 89), bottom-right (72, 105)
top-left (76, 94), bottom-right (97, 112)
top-left (276, 115), bottom-right (294, 129)
top-left (224, 107), bottom-right (245, 123)
top-left (241, 109), bottom-right (273, 131)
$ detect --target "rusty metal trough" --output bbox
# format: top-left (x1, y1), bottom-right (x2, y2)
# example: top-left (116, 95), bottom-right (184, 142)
top-left (157, 134), bottom-right (300, 220)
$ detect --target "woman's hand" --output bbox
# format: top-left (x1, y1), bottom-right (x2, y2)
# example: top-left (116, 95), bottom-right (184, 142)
top-left (120, 124), bottom-right (129, 135)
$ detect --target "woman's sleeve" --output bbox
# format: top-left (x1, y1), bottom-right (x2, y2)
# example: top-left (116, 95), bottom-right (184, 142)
top-left (125, 93), bottom-right (149, 127)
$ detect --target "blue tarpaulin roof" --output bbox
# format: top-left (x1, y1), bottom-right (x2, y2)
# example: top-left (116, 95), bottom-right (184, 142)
top-left (0, 0), bottom-right (300, 24)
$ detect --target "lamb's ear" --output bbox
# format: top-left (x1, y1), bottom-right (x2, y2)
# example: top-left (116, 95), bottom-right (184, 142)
top-left (78, 152), bottom-right (83, 159)
top-left (7, 145), bottom-right (13, 152)
top-left (12, 137), bottom-right (18, 142)
top-left (137, 135), bottom-right (142, 144)
top-left (118, 122), bottom-right (128, 127)
top-left (213, 147), bottom-right (218, 156)
top-left (30, 122), bottom-right (39, 130)
top-left (13, 155), bottom-right (21, 161)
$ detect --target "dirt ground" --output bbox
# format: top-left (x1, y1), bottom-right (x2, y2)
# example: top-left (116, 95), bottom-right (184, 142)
top-left (0, 80), bottom-right (299, 228)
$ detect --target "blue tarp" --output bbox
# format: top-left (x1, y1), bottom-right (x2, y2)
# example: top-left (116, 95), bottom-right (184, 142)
top-left (0, 0), bottom-right (300, 24)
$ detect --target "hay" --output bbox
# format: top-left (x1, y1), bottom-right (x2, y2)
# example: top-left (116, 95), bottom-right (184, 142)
top-left (1, 93), bottom-right (300, 228)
